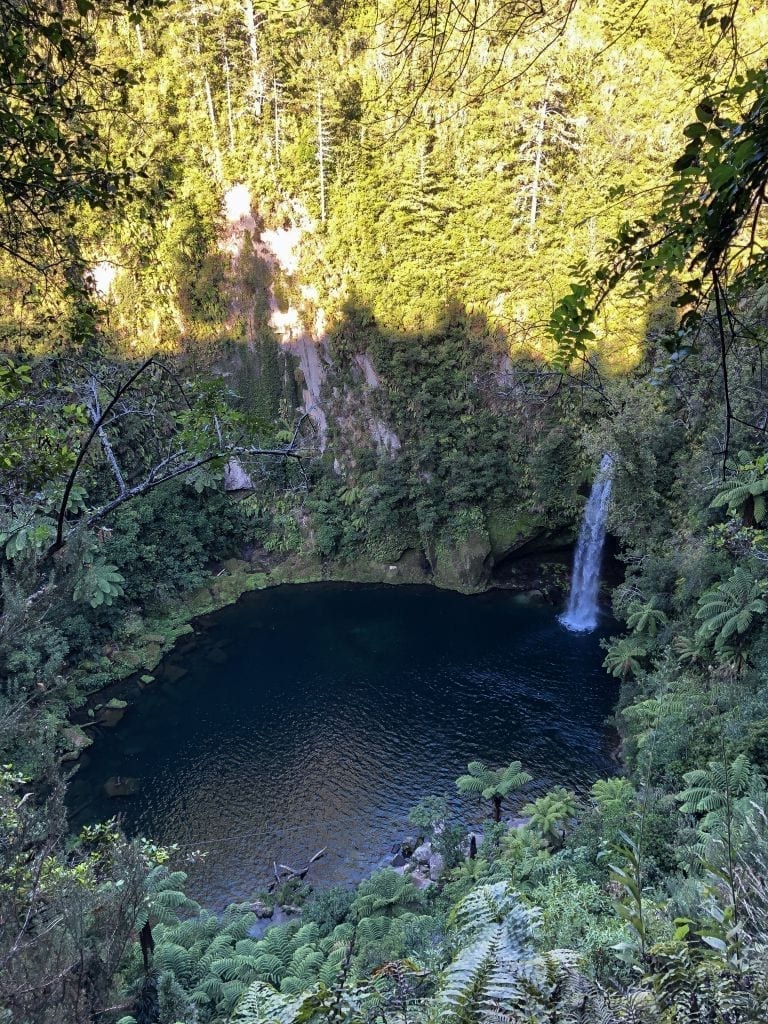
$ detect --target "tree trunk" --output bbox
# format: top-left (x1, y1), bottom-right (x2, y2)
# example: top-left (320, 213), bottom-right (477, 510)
top-left (223, 38), bottom-right (235, 152)
top-left (492, 795), bottom-right (502, 822)
top-left (273, 77), bottom-right (281, 166)
top-left (528, 81), bottom-right (550, 249)
top-left (317, 85), bottom-right (326, 223)
top-left (192, 18), bottom-right (223, 179)
top-left (743, 494), bottom-right (756, 527)
top-left (243, 0), bottom-right (264, 116)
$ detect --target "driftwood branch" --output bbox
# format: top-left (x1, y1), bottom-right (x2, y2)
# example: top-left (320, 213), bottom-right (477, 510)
top-left (267, 848), bottom-right (327, 891)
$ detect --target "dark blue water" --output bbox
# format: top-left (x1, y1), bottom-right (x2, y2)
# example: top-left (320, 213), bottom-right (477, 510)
top-left (69, 583), bottom-right (617, 907)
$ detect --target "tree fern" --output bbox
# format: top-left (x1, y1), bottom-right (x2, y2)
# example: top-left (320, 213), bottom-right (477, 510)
top-left (521, 787), bottom-right (579, 850)
top-left (626, 599), bottom-right (668, 638)
top-left (695, 565), bottom-right (767, 652)
top-left (439, 882), bottom-right (607, 1023)
top-left (603, 637), bottom-right (647, 679)
top-left (230, 980), bottom-right (304, 1022)
top-left (591, 777), bottom-right (636, 816)
top-left (456, 760), bottom-right (533, 821)
top-left (73, 559), bottom-right (125, 608)
top-left (678, 754), bottom-right (757, 829)
top-left (711, 452), bottom-right (768, 524)
top-left (351, 868), bottom-right (425, 920)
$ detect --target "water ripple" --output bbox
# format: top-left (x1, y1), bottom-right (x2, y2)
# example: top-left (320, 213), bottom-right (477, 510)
top-left (69, 583), bottom-right (617, 907)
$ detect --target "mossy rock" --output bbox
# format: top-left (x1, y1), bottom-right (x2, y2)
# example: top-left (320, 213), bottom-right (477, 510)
top-left (385, 548), bottom-right (430, 583)
top-left (144, 642), bottom-right (164, 667)
top-left (485, 507), bottom-right (539, 561)
top-left (433, 530), bottom-right (492, 592)
top-left (247, 572), bottom-right (270, 590)
top-left (97, 699), bottom-right (128, 727)
top-left (181, 587), bottom-right (216, 614)
top-left (120, 614), bottom-right (145, 638)
top-left (221, 557), bottom-right (251, 574)
top-left (210, 574), bottom-right (250, 603)
top-left (143, 632), bottom-right (167, 645)
top-left (113, 648), bottom-right (146, 671)
top-left (60, 725), bottom-right (93, 762)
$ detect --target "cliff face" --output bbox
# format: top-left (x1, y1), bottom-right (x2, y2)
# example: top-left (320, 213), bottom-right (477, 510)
top-left (212, 185), bottom-right (581, 592)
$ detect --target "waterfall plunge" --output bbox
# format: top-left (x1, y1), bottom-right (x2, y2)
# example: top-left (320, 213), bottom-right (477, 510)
top-left (560, 454), bottom-right (614, 633)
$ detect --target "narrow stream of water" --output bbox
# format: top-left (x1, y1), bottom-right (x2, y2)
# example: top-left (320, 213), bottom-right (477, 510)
top-left (69, 583), bottom-right (617, 908)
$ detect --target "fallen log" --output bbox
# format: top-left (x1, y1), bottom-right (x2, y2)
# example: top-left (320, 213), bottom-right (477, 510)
top-left (267, 848), bottom-right (328, 890)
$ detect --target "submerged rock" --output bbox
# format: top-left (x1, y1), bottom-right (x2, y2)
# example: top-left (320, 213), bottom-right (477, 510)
top-left (162, 663), bottom-right (188, 683)
top-left (104, 776), bottom-right (141, 798)
top-left (96, 699), bottom-right (128, 727)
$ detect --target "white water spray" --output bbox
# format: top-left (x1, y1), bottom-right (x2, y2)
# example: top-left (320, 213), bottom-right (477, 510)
top-left (560, 454), bottom-right (614, 632)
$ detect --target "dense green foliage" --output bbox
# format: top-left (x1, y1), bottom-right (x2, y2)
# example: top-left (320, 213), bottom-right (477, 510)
top-left (3, 0), bottom-right (768, 1020)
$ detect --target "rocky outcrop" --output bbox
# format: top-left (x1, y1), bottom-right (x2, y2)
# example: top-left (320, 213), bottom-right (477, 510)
top-left (224, 459), bottom-right (254, 492)
top-left (428, 852), bottom-right (445, 881)
top-left (432, 530), bottom-right (493, 592)
top-left (60, 724), bottom-right (93, 762)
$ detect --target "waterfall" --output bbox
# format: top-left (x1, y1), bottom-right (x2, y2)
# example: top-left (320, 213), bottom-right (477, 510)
top-left (560, 454), bottom-right (614, 632)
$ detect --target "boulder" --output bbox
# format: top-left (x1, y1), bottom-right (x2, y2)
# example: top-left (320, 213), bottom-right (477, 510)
top-left (394, 548), bottom-right (431, 583)
top-left (485, 508), bottom-right (538, 562)
top-left (250, 900), bottom-right (274, 919)
top-left (412, 841), bottom-right (432, 865)
top-left (224, 459), bottom-right (254, 491)
top-left (400, 836), bottom-right (418, 857)
top-left (60, 725), bottom-right (93, 762)
top-left (428, 852), bottom-right (445, 881)
top-left (409, 869), bottom-right (434, 890)
top-left (507, 815), bottom-right (531, 830)
top-left (222, 558), bottom-right (251, 575)
top-left (96, 699), bottom-right (128, 727)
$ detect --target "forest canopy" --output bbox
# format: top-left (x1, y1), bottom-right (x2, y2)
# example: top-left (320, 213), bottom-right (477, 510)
top-left (3, 0), bottom-right (768, 1021)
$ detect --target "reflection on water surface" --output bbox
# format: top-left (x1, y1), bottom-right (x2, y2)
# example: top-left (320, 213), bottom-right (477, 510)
top-left (69, 583), bottom-right (617, 907)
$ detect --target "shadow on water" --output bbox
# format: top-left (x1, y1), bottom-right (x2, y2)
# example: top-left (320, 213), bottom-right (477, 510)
top-left (68, 583), bottom-right (618, 908)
